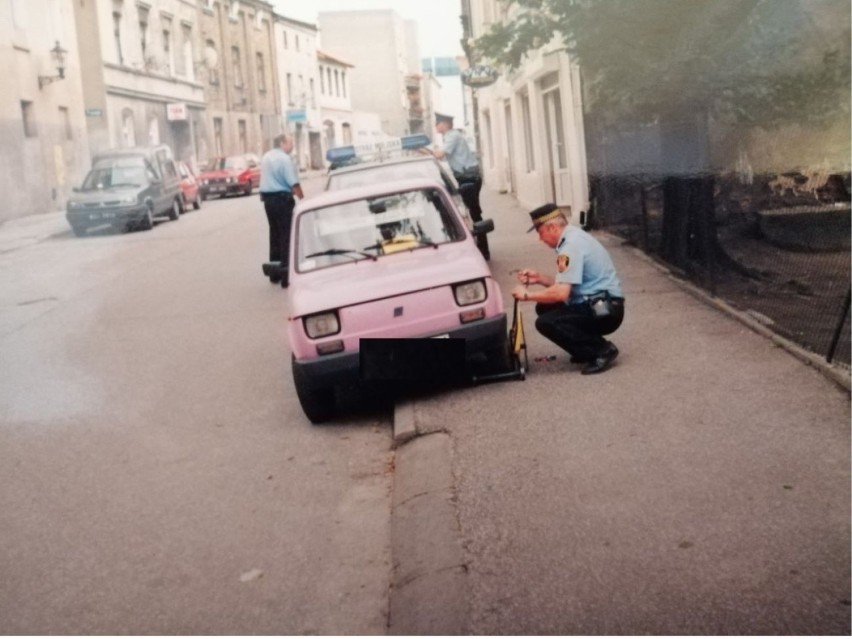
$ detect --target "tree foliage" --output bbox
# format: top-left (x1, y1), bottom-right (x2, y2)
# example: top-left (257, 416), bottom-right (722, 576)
top-left (475, 0), bottom-right (851, 128)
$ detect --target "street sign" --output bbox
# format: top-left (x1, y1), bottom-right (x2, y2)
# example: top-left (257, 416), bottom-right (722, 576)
top-left (85, 108), bottom-right (103, 117)
top-left (461, 65), bottom-right (500, 89)
top-left (287, 109), bottom-right (307, 123)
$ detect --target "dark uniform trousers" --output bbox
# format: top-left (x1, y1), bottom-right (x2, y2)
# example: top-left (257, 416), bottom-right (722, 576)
top-left (456, 174), bottom-right (491, 259)
top-left (534, 298), bottom-right (625, 361)
top-left (262, 191), bottom-right (295, 282)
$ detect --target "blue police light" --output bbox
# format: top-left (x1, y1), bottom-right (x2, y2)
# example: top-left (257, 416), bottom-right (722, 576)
top-left (400, 133), bottom-right (431, 150)
top-left (326, 145), bottom-right (356, 163)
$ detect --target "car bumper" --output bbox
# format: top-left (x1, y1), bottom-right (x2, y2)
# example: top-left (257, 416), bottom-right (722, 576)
top-left (201, 183), bottom-right (245, 197)
top-left (292, 313), bottom-right (507, 390)
top-left (66, 206), bottom-right (147, 230)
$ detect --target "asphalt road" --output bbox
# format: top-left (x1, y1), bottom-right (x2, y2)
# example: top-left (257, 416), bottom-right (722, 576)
top-left (0, 180), bottom-right (394, 634)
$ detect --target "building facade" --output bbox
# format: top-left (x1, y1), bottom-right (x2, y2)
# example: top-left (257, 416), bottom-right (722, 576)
top-left (197, 0), bottom-right (278, 165)
top-left (317, 10), bottom-right (419, 138)
top-left (273, 14), bottom-right (322, 169)
top-left (1, 0), bottom-right (90, 220)
top-left (465, 0), bottom-right (589, 213)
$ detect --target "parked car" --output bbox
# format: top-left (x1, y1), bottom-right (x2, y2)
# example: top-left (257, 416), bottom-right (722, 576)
top-left (65, 145), bottom-right (183, 236)
top-left (197, 154), bottom-right (261, 199)
top-left (280, 177), bottom-right (506, 423)
top-left (325, 136), bottom-right (493, 258)
top-left (178, 161), bottom-right (202, 210)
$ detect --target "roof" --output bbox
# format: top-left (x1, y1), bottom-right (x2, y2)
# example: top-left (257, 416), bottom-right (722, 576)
top-left (272, 12), bottom-right (318, 31)
top-left (317, 49), bottom-right (355, 68)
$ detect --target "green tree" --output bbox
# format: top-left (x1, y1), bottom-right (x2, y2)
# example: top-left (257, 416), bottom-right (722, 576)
top-left (475, 0), bottom-right (850, 271)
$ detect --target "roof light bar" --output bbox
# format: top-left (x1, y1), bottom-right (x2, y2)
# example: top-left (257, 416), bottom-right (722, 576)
top-left (326, 133), bottom-right (432, 163)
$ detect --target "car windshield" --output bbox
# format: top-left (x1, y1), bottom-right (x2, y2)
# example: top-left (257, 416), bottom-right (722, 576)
top-left (328, 160), bottom-right (458, 193)
top-left (205, 156), bottom-right (247, 171)
top-left (296, 187), bottom-right (465, 273)
top-left (80, 158), bottom-right (148, 191)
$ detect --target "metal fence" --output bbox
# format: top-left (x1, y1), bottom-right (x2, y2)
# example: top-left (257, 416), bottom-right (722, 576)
top-left (588, 173), bottom-right (851, 368)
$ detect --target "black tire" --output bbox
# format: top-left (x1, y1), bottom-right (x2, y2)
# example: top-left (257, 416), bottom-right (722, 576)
top-left (168, 197), bottom-right (182, 221)
top-left (193, 193), bottom-right (201, 210)
top-left (292, 359), bottom-right (336, 423)
top-left (139, 204), bottom-right (154, 231)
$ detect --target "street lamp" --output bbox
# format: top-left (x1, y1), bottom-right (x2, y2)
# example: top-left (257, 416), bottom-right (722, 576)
top-left (38, 40), bottom-right (67, 89)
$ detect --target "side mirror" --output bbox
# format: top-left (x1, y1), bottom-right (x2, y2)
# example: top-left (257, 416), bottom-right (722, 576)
top-left (262, 262), bottom-right (286, 278)
top-left (473, 219), bottom-right (494, 235)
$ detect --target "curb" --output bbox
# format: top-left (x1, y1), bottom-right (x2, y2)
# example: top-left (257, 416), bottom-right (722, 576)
top-left (388, 409), bottom-right (468, 635)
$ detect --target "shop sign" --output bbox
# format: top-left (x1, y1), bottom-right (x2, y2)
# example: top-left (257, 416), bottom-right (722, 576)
top-left (460, 65), bottom-right (500, 88)
top-left (287, 109), bottom-right (307, 123)
top-left (167, 103), bottom-right (188, 121)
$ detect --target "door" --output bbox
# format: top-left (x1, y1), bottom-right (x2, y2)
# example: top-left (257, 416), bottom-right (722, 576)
top-left (543, 88), bottom-right (571, 204)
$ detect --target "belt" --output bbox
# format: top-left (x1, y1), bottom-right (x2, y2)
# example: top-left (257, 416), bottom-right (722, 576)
top-left (261, 191), bottom-right (292, 197)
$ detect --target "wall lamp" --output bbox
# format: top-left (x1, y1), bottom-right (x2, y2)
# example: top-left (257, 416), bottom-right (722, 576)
top-left (38, 41), bottom-right (67, 89)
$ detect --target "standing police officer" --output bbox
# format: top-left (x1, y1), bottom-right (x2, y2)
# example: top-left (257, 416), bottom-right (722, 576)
top-left (512, 203), bottom-right (625, 375)
top-left (426, 113), bottom-right (490, 260)
top-left (260, 134), bottom-right (304, 287)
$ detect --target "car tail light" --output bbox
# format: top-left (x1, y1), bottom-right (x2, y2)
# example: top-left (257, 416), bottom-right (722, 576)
top-left (304, 311), bottom-right (340, 338)
top-left (453, 280), bottom-right (487, 306)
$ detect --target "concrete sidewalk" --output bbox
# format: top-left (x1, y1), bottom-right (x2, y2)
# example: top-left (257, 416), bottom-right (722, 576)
top-left (0, 210), bottom-right (70, 254)
top-left (390, 185), bottom-right (851, 635)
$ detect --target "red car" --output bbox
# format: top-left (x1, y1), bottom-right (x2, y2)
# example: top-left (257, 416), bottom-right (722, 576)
top-left (178, 161), bottom-right (202, 210)
top-left (198, 153), bottom-right (261, 199)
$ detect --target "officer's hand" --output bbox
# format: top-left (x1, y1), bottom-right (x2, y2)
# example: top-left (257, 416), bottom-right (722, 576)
top-left (517, 269), bottom-right (538, 285)
top-left (511, 285), bottom-right (528, 301)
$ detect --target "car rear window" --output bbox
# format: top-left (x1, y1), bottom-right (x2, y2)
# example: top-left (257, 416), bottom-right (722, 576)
top-left (296, 188), bottom-right (466, 273)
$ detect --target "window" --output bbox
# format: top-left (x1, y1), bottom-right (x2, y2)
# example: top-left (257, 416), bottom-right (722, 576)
top-left (319, 66), bottom-right (325, 94)
top-left (295, 34), bottom-right (300, 51)
top-left (206, 40), bottom-right (218, 84)
top-left (162, 18), bottom-right (173, 75)
top-left (228, 0), bottom-right (239, 21)
top-left (59, 106), bottom-right (72, 140)
top-left (179, 24), bottom-right (192, 79)
top-left (113, 11), bottom-right (124, 65)
top-left (286, 73), bottom-right (293, 105)
top-left (334, 69), bottom-right (340, 97)
top-left (342, 71), bottom-right (347, 98)
top-left (256, 52), bottom-right (265, 91)
top-left (21, 101), bottom-right (36, 138)
top-left (137, 5), bottom-right (149, 59)
top-left (282, 30), bottom-right (288, 49)
top-left (231, 46), bottom-right (242, 88)
top-left (213, 117), bottom-right (223, 155)
top-left (310, 78), bottom-right (315, 107)
top-left (238, 120), bottom-right (247, 152)
top-left (326, 68), bottom-right (332, 95)
top-left (520, 90), bottom-right (535, 172)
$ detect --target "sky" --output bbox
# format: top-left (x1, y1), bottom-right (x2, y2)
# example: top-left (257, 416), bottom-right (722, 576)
top-left (270, 0), bottom-right (464, 59)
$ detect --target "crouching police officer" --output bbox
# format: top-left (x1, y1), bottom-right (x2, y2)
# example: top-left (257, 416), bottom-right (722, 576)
top-left (512, 203), bottom-right (625, 375)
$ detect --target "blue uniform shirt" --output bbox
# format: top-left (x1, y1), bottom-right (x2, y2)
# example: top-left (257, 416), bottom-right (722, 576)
top-left (441, 129), bottom-right (479, 176)
top-left (259, 148), bottom-right (299, 193)
top-left (554, 225), bottom-right (624, 303)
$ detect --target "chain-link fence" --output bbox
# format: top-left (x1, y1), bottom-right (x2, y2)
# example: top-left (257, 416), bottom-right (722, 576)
top-left (588, 172), bottom-right (851, 367)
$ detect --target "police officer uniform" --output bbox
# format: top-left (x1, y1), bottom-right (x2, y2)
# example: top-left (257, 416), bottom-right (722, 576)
top-left (528, 203), bottom-right (625, 374)
top-left (259, 143), bottom-right (300, 286)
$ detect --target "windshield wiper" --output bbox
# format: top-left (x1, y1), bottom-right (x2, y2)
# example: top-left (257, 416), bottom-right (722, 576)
top-left (305, 248), bottom-right (378, 262)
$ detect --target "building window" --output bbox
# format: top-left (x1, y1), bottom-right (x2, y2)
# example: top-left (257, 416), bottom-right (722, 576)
top-left (179, 24), bottom-right (192, 79)
top-left (286, 73), bottom-right (293, 105)
top-left (113, 11), bottom-right (124, 65)
top-left (282, 30), bottom-right (287, 49)
top-left (213, 117), bottom-right (223, 155)
top-left (137, 5), bottom-right (149, 60)
top-left (162, 18), bottom-right (173, 75)
top-left (310, 78), bottom-right (315, 108)
top-left (21, 101), bottom-right (37, 138)
top-left (231, 46), bottom-right (242, 88)
top-left (295, 34), bottom-right (300, 52)
top-left (326, 68), bottom-right (332, 95)
top-left (59, 106), bottom-right (72, 140)
top-left (334, 69), bottom-right (340, 97)
top-left (229, 0), bottom-right (239, 21)
top-left (206, 40), bottom-right (218, 84)
top-left (342, 71), bottom-right (347, 98)
top-left (520, 90), bottom-right (535, 172)
top-left (256, 52), bottom-right (265, 91)
top-left (238, 119), bottom-right (247, 152)
top-left (319, 66), bottom-right (325, 94)
top-left (298, 74), bottom-right (304, 104)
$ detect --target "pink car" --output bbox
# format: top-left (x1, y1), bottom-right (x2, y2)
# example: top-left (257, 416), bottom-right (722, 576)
top-left (284, 177), bottom-right (505, 422)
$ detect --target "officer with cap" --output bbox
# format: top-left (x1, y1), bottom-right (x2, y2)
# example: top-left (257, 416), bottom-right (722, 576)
top-left (512, 203), bottom-right (625, 374)
top-left (424, 112), bottom-right (490, 259)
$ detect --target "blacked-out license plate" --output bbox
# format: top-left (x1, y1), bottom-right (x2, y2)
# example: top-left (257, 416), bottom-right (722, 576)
top-left (359, 338), bottom-right (466, 382)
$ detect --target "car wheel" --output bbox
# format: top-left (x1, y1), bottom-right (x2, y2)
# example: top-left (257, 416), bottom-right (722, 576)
top-left (292, 359), bottom-right (336, 424)
top-left (139, 204), bottom-right (154, 231)
top-left (168, 197), bottom-right (182, 221)
top-left (243, 183), bottom-right (252, 197)
top-left (193, 193), bottom-right (201, 210)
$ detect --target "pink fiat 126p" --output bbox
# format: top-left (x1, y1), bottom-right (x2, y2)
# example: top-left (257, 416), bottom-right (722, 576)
top-left (285, 177), bottom-right (508, 423)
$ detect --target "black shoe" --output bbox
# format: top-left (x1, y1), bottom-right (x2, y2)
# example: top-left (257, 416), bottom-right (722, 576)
top-left (269, 276), bottom-right (281, 284)
top-left (569, 354), bottom-right (592, 364)
top-left (581, 345), bottom-right (619, 375)
top-left (280, 279), bottom-right (289, 289)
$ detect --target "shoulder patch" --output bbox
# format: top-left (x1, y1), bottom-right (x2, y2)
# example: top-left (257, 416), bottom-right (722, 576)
top-left (556, 254), bottom-right (570, 273)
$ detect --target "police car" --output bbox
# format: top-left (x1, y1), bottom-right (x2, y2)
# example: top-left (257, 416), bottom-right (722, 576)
top-left (324, 134), bottom-right (492, 259)
top-left (283, 171), bottom-right (508, 423)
